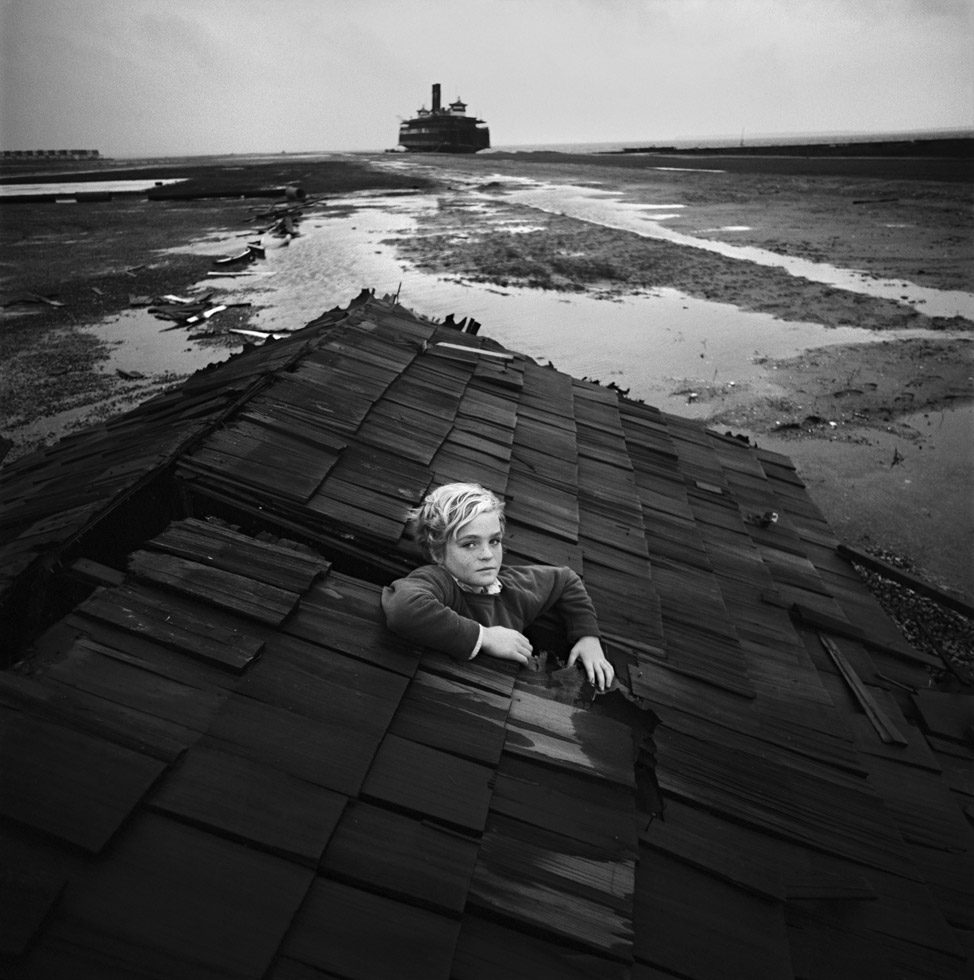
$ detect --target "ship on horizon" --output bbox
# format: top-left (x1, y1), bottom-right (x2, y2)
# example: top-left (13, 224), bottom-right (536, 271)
top-left (397, 83), bottom-right (490, 154)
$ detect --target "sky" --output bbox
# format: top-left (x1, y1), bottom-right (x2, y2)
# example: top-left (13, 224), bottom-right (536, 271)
top-left (1, 0), bottom-right (972, 158)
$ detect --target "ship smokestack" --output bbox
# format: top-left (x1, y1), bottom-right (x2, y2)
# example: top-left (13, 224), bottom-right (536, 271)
top-left (432, 83), bottom-right (441, 113)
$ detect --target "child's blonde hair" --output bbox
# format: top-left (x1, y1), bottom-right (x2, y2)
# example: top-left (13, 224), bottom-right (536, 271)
top-left (409, 482), bottom-right (505, 560)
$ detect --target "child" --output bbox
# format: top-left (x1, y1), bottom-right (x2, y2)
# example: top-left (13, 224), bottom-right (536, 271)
top-left (381, 482), bottom-right (615, 692)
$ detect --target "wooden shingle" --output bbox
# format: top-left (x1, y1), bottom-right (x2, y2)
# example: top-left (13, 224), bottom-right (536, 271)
top-left (1, 293), bottom-right (969, 979)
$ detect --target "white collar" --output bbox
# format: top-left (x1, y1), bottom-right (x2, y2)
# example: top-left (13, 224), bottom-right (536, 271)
top-left (452, 575), bottom-right (502, 595)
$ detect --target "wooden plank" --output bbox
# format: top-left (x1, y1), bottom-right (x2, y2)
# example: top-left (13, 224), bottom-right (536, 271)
top-left (284, 578), bottom-right (421, 678)
top-left (205, 694), bottom-right (382, 797)
top-left (632, 635), bottom-right (755, 701)
top-left (65, 607), bottom-right (249, 692)
top-left (819, 633), bottom-right (909, 746)
top-left (314, 475), bottom-right (414, 523)
top-left (0, 707), bottom-right (165, 853)
top-left (452, 913), bottom-right (629, 980)
top-left (626, 656), bottom-right (865, 776)
top-left (254, 631), bottom-right (409, 707)
top-left (389, 669), bottom-right (510, 766)
top-left (502, 520), bottom-right (583, 571)
top-left (128, 550), bottom-right (299, 626)
top-left (0, 670), bottom-right (196, 764)
top-left (912, 690), bottom-right (974, 744)
top-left (420, 648), bottom-right (519, 698)
top-left (305, 487), bottom-right (407, 541)
top-left (0, 861), bottom-right (66, 957)
top-left (434, 341), bottom-right (514, 361)
top-left (446, 426), bottom-right (512, 463)
top-left (326, 443), bottom-right (431, 503)
top-left (59, 812), bottom-right (313, 979)
top-left (146, 517), bottom-right (330, 592)
top-left (653, 724), bottom-right (917, 878)
top-left (200, 421), bottom-right (336, 499)
top-left (383, 374), bottom-right (465, 415)
top-left (282, 876), bottom-right (459, 980)
top-left (504, 686), bottom-right (635, 788)
top-left (352, 418), bottom-right (444, 465)
top-left (865, 756), bottom-right (974, 854)
top-left (149, 743), bottom-right (347, 864)
top-left (235, 640), bottom-right (405, 737)
top-left (480, 814), bottom-right (636, 909)
top-left (77, 583), bottom-right (264, 673)
top-left (369, 397), bottom-right (458, 440)
top-left (632, 847), bottom-right (792, 980)
top-left (491, 754), bottom-right (637, 852)
top-left (361, 734), bottom-right (493, 833)
top-left (641, 797), bottom-right (785, 901)
top-left (263, 373), bottom-right (375, 432)
top-left (321, 800), bottom-right (479, 914)
top-left (430, 442), bottom-right (510, 496)
top-left (45, 637), bottom-right (228, 732)
top-left (457, 389), bottom-right (518, 432)
top-left (509, 688), bottom-right (634, 775)
top-left (469, 816), bottom-right (635, 961)
top-left (510, 442), bottom-right (578, 492)
top-left (239, 401), bottom-right (348, 455)
top-left (513, 416), bottom-right (577, 463)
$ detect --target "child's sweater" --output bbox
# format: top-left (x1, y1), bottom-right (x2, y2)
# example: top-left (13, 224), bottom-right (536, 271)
top-left (381, 563), bottom-right (601, 660)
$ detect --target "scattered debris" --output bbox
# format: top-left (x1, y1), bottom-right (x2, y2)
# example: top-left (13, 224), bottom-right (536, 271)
top-left (228, 328), bottom-right (287, 342)
top-left (214, 248), bottom-right (256, 268)
top-left (2, 291), bottom-right (65, 308)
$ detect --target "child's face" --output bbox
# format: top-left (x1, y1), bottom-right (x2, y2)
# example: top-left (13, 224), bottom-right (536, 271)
top-left (439, 510), bottom-right (503, 589)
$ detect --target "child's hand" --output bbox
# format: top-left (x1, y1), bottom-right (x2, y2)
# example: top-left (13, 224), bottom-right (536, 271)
top-left (482, 626), bottom-right (533, 665)
top-left (568, 636), bottom-right (614, 692)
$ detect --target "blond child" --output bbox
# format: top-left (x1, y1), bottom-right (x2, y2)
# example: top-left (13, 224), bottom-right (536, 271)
top-left (381, 482), bottom-right (614, 692)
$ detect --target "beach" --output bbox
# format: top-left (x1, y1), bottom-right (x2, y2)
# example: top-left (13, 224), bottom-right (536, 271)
top-left (1, 150), bottom-right (971, 596)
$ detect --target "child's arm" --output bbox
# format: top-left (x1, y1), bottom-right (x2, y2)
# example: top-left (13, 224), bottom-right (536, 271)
top-left (382, 569), bottom-right (532, 664)
top-left (543, 569), bottom-right (614, 691)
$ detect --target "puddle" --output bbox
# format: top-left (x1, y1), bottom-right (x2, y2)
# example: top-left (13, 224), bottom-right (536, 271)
top-left (90, 307), bottom-right (242, 376)
top-left (0, 178), bottom-right (186, 197)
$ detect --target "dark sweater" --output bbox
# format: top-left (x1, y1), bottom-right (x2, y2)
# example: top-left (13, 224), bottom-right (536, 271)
top-left (381, 563), bottom-right (601, 660)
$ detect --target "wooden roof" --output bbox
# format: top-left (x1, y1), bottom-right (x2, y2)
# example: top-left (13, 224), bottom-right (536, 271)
top-left (1, 292), bottom-right (971, 978)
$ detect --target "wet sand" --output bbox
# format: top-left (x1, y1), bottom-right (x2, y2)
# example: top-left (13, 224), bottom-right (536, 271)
top-left (1, 151), bottom-right (971, 595)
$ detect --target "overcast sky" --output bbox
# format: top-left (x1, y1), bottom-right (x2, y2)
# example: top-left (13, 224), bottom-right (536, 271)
top-left (1, 0), bottom-right (971, 157)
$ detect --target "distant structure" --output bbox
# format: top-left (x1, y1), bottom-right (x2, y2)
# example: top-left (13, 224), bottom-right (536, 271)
top-left (1, 149), bottom-right (100, 160)
top-left (398, 83), bottom-right (490, 153)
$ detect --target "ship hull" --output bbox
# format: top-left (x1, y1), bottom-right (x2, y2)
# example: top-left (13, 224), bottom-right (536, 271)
top-left (398, 119), bottom-right (490, 154)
